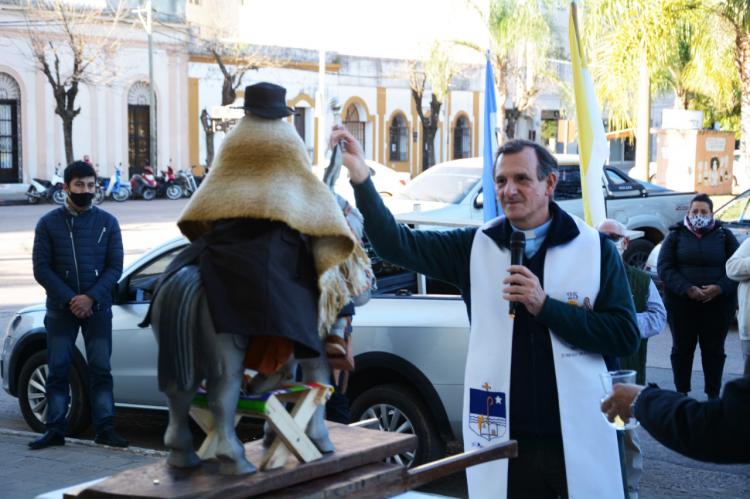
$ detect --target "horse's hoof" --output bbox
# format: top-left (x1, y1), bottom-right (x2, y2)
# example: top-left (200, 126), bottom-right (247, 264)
top-left (311, 435), bottom-right (335, 454)
top-left (218, 457), bottom-right (257, 475)
top-left (167, 450), bottom-right (202, 468)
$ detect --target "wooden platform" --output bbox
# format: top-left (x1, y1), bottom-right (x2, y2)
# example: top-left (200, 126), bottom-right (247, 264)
top-left (73, 423), bottom-right (417, 499)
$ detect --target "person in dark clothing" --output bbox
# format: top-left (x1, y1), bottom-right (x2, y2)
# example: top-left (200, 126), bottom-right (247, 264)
top-left (330, 128), bottom-right (639, 498)
top-left (30, 161), bottom-right (128, 449)
top-left (601, 376), bottom-right (750, 463)
top-left (657, 193), bottom-right (739, 399)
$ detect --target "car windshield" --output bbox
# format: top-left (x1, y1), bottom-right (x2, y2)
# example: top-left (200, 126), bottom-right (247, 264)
top-left (400, 165), bottom-right (481, 203)
top-left (716, 192), bottom-right (750, 223)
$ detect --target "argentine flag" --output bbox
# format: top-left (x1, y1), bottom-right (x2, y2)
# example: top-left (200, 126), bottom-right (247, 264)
top-left (482, 53), bottom-right (500, 222)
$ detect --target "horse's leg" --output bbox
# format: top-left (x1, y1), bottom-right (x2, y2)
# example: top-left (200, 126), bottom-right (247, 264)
top-left (203, 328), bottom-right (256, 475)
top-left (299, 356), bottom-right (335, 453)
top-left (163, 383), bottom-right (202, 468)
top-left (152, 290), bottom-right (202, 468)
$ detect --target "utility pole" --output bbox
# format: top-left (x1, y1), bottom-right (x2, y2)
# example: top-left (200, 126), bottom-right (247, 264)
top-left (135, 0), bottom-right (156, 172)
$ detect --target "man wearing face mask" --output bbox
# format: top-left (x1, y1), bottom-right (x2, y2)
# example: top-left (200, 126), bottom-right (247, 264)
top-left (657, 193), bottom-right (739, 401)
top-left (598, 219), bottom-right (666, 499)
top-left (30, 161), bottom-right (127, 449)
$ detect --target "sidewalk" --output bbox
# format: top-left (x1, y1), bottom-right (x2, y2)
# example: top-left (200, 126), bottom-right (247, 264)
top-left (0, 429), bottom-right (164, 499)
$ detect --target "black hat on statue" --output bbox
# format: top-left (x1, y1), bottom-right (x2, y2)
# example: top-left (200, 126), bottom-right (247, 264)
top-left (235, 82), bottom-right (294, 119)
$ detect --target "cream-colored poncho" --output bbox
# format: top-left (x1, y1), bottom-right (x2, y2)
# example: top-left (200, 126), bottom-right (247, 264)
top-left (177, 114), bottom-right (372, 336)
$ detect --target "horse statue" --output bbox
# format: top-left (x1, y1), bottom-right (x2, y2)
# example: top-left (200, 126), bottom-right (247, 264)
top-left (150, 264), bottom-right (334, 475)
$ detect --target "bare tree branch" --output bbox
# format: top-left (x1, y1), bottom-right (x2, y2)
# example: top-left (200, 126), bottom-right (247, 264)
top-left (23, 0), bottom-right (125, 165)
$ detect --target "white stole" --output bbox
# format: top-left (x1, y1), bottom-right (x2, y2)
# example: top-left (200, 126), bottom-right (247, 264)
top-left (463, 216), bottom-right (623, 499)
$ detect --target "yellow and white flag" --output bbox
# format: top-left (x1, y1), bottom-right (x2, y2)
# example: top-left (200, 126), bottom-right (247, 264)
top-left (569, 1), bottom-right (607, 227)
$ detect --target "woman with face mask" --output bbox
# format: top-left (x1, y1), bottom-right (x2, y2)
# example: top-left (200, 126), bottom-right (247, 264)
top-left (657, 193), bottom-right (739, 400)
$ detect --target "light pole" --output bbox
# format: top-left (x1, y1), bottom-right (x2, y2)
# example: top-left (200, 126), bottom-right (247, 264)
top-left (134, 0), bottom-right (156, 172)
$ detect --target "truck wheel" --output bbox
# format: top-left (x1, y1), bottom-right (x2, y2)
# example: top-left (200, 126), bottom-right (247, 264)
top-left (17, 351), bottom-right (91, 436)
top-left (623, 238), bottom-right (655, 270)
top-left (350, 383), bottom-right (445, 467)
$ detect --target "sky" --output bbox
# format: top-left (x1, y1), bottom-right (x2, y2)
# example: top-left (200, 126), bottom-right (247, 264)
top-left (233, 0), bottom-right (490, 61)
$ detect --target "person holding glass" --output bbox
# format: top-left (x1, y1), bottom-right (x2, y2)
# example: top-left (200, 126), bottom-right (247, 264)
top-left (657, 193), bottom-right (739, 399)
top-left (600, 376), bottom-right (750, 463)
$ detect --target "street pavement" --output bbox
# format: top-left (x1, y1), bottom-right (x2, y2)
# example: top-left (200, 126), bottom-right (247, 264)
top-left (0, 199), bottom-right (749, 498)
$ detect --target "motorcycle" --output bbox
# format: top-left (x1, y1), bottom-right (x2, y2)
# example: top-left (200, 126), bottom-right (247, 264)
top-left (95, 166), bottom-right (130, 203)
top-left (156, 166), bottom-right (183, 200)
top-left (175, 169), bottom-right (198, 197)
top-left (130, 166), bottom-right (158, 200)
top-left (26, 165), bottom-right (66, 204)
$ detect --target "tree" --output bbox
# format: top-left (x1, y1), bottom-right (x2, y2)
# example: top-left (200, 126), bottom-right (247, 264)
top-left (200, 109), bottom-right (215, 168)
top-left (24, 0), bottom-right (124, 165)
top-left (409, 42), bottom-right (464, 170)
top-left (719, 0), bottom-right (750, 174)
top-left (463, 0), bottom-right (555, 143)
top-left (585, 0), bottom-right (732, 178)
top-left (193, 0), bottom-right (283, 166)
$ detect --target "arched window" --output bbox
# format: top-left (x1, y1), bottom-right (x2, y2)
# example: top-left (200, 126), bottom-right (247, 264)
top-left (389, 114), bottom-right (408, 162)
top-left (0, 72), bottom-right (21, 183)
top-left (128, 81), bottom-right (156, 174)
top-left (453, 116), bottom-right (471, 159)
top-left (343, 105), bottom-right (365, 151)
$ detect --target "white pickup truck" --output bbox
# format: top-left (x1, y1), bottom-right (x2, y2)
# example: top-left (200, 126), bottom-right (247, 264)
top-left (386, 155), bottom-right (695, 268)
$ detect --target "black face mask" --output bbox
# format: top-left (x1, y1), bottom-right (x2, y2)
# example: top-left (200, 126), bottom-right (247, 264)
top-left (69, 192), bottom-right (95, 208)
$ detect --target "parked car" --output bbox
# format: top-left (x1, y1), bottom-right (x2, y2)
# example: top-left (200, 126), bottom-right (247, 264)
top-left (386, 155), bottom-right (694, 268)
top-left (312, 159), bottom-right (409, 203)
top-left (645, 188), bottom-right (750, 288)
top-left (1, 236), bottom-right (464, 467)
top-left (0, 182), bottom-right (32, 204)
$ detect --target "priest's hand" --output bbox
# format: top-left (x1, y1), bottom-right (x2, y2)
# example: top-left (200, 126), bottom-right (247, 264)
top-left (330, 126), bottom-right (370, 185)
top-left (503, 265), bottom-right (547, 316)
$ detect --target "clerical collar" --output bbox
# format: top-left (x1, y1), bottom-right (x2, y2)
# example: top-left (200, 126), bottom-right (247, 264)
top-left (510, 217), bottom-right (553, 258)
top-left (510, 218), bottom-right (553, 240)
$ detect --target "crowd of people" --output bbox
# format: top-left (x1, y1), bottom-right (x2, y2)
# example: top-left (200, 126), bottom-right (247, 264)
top-left (25, 81), bottom-right (749, 498)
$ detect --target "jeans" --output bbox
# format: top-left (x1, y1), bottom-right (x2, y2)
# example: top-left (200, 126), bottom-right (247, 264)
top-left (44, 308), bottom-right (115, 434)
top-left (622, 428), bottom-right (643, 499)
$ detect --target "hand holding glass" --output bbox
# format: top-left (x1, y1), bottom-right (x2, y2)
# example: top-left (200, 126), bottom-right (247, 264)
top-left (599, 370), bottom-right (639, 430)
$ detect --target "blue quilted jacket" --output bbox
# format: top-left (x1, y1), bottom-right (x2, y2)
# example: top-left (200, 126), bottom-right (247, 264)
top-left (32, 205), bottom-right (123, 311)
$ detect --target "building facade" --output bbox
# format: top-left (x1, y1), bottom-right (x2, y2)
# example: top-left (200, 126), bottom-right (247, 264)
top-left (0, 1), bottom-right (190, 182)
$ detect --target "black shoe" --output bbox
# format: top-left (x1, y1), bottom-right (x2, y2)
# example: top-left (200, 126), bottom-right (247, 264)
top-left (28, 430), bottom-right (65, 450)
top-left (94, 429), bottom-right (129, 448)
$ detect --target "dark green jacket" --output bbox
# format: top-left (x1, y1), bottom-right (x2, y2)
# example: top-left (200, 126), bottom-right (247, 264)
top-left (353, 177), bottom-right (639, 357)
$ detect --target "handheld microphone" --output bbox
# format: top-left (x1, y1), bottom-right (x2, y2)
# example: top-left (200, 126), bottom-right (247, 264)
top-left (509, 231), bottom-right (526, 318)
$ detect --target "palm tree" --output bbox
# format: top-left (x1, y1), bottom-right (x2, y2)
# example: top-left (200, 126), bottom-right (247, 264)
top-left (719, 0), bottom-right (750, 171)
top-left (585, 0), bottom-right (731, 178)
top-left (463, 0), bottom-right (555, 144)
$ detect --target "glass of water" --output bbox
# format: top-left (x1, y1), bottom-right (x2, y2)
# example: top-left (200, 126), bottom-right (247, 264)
top-left (599, 369), bottom-right (640, 431)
